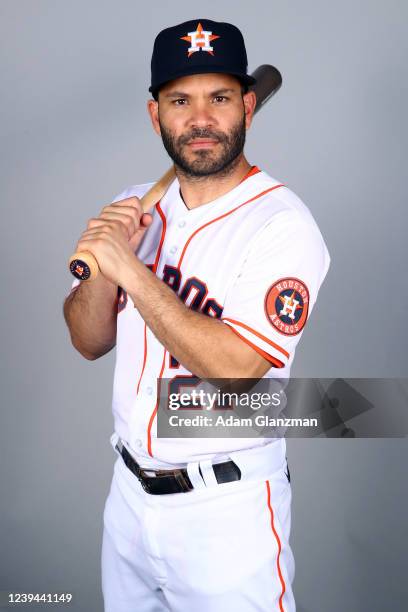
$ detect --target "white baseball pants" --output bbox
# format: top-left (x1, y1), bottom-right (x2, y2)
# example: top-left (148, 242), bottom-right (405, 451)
top-left (101, 443), bottom-right (296, 611)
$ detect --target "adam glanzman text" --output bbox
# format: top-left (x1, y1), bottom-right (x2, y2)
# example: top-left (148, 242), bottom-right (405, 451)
top-left (167, 415), bottom-right (318, 428)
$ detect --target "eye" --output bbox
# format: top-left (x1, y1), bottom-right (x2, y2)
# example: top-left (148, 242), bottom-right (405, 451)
top-left (213, 96), bottom-right (228, 103)
top-left (173, 98), bottom-right (188, 106)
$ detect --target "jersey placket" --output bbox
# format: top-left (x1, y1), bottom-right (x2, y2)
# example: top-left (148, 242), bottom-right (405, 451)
top-left (128, 204), bottom-right (193, 457)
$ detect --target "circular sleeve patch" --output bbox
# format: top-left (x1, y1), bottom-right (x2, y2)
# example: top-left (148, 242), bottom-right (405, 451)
top-left (264, 277), bottom-right (309, 336)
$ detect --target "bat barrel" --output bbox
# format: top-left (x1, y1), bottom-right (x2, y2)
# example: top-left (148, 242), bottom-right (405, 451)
top-left (250, 65), bottom-right (282, 115)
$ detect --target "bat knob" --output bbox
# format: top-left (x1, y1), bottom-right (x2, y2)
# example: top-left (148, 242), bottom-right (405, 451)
top-left (69, 252), bottom-right (99, 281)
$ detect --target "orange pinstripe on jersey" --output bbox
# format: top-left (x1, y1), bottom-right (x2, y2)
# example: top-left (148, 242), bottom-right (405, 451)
top-left (222, 317), bottom-right (290, 359)
top-left (153, 202), bottom-right (167, 273)
top-left (239, 164), bottom-right (261, 183)
top-left (226, 325), bottom-right (284, 368)
top-left (147, 348), bottom-right (167, 457)
top-left (266, 480), bottom-right (287, 611)
top-left (136, 324), bottom-right (148, 395)
top-left (135, 201), bottom-right (167, 401)
top-left (176, 184), bottom-right (284, 269)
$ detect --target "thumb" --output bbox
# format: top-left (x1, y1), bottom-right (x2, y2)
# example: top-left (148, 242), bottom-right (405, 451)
top-left (140, 213), bottom-right (153, 227)
top-left (128, 213), bottom-right (153, 251)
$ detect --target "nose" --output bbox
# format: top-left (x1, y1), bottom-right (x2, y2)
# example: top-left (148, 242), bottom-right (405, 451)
top-left (187, 100), bottom-right (216, 129)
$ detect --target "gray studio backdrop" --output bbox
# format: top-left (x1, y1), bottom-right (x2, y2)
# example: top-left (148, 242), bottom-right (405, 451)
top-left (1, 1), bottom-right (407, 611)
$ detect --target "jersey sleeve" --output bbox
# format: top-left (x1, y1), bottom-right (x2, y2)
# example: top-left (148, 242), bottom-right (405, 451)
top-left (221, 210), bottom-right (331, 369)
top-left (66, 183), bottom-right (154, 296)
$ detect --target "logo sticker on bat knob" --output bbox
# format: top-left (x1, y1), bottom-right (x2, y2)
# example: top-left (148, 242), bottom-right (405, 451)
top-left (70, 259), bottom-right (91, 281)
top-left (264, 277), bottom-right (309, 336)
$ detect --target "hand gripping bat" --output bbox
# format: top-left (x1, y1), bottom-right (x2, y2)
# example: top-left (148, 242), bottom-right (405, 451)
top-left (68, 65), bottom-right (282, 281)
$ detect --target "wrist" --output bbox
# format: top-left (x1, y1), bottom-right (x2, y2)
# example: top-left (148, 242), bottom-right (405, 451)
top-left (118, 255), bottom-right (144, 295)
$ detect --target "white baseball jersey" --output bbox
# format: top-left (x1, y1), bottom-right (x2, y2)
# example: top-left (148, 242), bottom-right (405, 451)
top-left (69, 167), bottom-right (330, 468)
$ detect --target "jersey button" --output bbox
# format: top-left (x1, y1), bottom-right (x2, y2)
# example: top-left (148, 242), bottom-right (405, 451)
top-left (134, 439), bottom-right (142, 448)
top-left (169, 246), bottom-right (177, 255)
top-left (146, 387), bottom-right (153, 395)
top-left (178, 220), bottom-right (186, 228)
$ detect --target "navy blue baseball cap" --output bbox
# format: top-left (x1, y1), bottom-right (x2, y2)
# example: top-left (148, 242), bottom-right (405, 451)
top-left (149, 19), bottom-right (256, 97)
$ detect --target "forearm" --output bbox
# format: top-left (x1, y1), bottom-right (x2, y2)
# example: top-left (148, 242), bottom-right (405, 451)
top-left (63, 274), bottom-right (118, 360)
top-left (123, 259), bottom-right (255, 378)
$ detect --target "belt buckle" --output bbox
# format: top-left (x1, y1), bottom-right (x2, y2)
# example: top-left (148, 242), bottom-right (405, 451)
top-left (116, 442), bottom-right (152, 492)
top-left (173, 469), bottom-right (194, 492)
top-left (139, 467), bottom-right (193, 494)
top-left (116, 440), bottom-right (194, 494)
top-left (134, 466), bottom-right (156, 493)
top-left (137, 475), bottom-right (154, 494)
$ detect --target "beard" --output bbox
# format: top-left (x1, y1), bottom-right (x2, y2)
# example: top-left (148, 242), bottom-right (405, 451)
top-left (158, 113), bottom-right (246, 178)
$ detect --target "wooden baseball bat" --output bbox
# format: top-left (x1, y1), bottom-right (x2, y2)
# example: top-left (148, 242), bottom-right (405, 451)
top-left (69, 65), bottom-right (282, 281)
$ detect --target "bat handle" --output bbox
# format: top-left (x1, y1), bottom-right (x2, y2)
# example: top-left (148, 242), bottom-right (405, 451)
top-left (67, 167), bottom-right (177, 281)
top-left (69, 251), bottom-right (99, 281)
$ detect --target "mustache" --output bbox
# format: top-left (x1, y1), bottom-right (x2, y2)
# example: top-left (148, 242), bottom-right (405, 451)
top-left (178, 128), bottom-right (227, 146)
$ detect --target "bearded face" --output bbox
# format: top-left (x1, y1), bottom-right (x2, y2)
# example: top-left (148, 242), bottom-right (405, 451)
top-left (158, 113), bottom-right (246, 178)
top-left (152, 73), bottom-right (250, 179)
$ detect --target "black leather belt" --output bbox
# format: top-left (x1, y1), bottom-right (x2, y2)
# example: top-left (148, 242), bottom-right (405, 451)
top-left (115, 441), bottom-right (241, 495)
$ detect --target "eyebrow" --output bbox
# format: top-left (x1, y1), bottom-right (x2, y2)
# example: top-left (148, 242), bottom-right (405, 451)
top-left (164, 88), bottom-right (236, 99)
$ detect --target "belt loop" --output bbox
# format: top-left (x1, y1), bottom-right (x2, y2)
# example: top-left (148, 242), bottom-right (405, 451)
top-left (199, 459), bottom-right (218, 488)
top-left (110, 432), bottom-right (120, 453)
top-left (186, 461), bottom-right (205, 489)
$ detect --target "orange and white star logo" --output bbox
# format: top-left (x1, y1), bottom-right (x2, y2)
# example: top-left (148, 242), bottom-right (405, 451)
top-left (180, 22), bottom-right (220, 57)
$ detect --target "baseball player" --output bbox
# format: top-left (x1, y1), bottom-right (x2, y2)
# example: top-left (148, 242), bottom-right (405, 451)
top-left (64, 19), bottom-right (330, 612)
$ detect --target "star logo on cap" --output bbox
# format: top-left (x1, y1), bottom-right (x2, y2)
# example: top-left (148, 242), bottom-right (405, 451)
top-left (180, 22), bottom-right (220, 57)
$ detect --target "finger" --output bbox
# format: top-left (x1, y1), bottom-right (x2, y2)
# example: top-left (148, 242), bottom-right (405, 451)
top-left (87, 218), bottom-right (106, 230)
top-left (80, 227), bottom-right (105, 237)
top-left (100, 205), bottom-right (142, 225)
top-left (75, 237), bottom-right (100, 255)
top-left (76, 232), bottom-right (115, 253)
top-left (80, 225), bottom-right (125, 242)
top-left (111, 196), bottom-right (143, 216)
top-left (111, 196), bottom-right (142, 207)
top-left (99, 205), bottom-right (143, 236)
top-left (140, 213), bottom-right (153, 227)
top-left (97, 211), bottom-right (138, 238)
top-left (102, 203), bottom-right (142, 217)
top-left (87, 217), bottom-right (134, 237)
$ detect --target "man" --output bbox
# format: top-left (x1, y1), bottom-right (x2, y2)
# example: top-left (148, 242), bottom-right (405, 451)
top-left (64, 18), bottom-right (330, 611)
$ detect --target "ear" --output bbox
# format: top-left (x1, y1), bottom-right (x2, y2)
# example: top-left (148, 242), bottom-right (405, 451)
top-left (147, 99), bottom-right (161, 136)
top-left (242, 90), bottom-right (257, 130)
